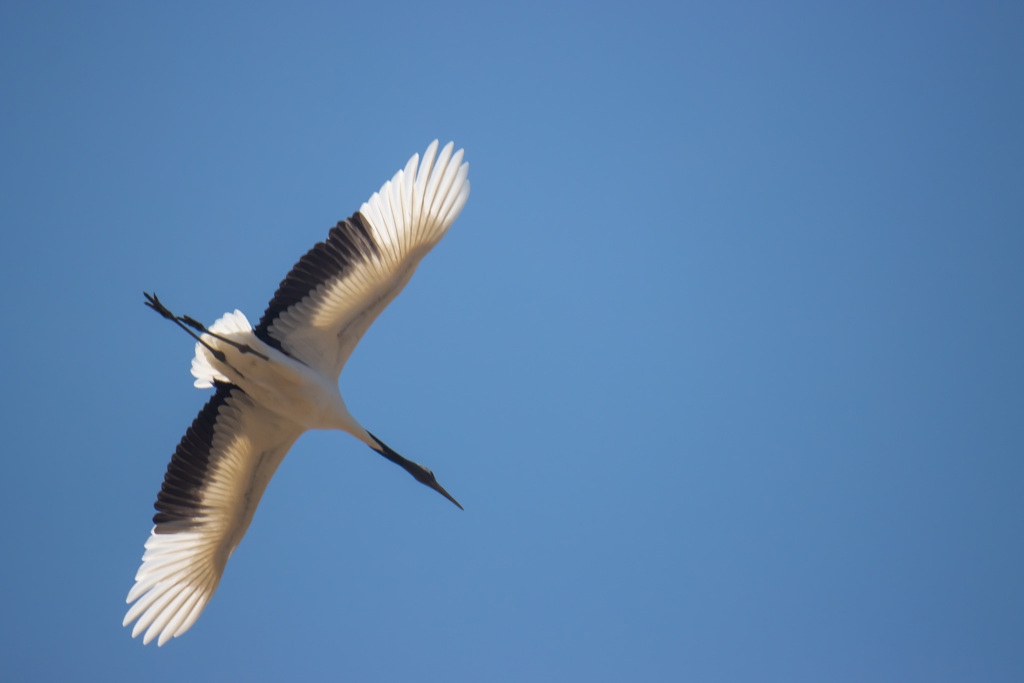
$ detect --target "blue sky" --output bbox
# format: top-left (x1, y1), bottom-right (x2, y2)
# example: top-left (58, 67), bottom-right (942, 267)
top-left (2, 1), bottom-right (1022, 681)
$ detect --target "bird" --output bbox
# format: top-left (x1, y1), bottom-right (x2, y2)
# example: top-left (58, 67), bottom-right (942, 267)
top-left (124, 140), bottom-right (470, 646)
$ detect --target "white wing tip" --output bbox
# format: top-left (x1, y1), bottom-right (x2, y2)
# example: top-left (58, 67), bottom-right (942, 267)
top-left (125, 528), bottom-right (218, 646)
top-left (359, 140), bottom-right (470, 253)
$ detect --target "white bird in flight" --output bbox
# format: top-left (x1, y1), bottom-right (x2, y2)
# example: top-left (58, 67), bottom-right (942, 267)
top-left (125, 140), bottom-right (470, 646)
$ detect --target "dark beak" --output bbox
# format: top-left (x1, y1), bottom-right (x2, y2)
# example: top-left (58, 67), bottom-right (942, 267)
top-left (425, 477), bottom-right (463, 510)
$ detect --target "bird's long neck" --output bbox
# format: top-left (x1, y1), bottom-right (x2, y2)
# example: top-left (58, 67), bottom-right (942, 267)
top-left (364, 431), bottom-right (463, 509)
top-left (367, 432), bottom-right (420, 472)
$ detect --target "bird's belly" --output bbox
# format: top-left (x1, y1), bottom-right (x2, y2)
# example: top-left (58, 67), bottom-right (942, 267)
top-left (211, 333), bottom-right (345, 431)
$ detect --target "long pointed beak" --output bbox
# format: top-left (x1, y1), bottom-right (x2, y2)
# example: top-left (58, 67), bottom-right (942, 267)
top-left (428, 479), bottom-right (463, 510)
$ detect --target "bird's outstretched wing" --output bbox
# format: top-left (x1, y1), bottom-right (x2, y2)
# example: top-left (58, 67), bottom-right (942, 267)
top-left (124, 383), bottom-right (305, 646)
top-left (253, 140), bottom-right (470, 379)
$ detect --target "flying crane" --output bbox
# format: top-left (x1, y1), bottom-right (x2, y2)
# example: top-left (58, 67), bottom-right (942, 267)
top-left (124, 140), bottom-right (470, 646)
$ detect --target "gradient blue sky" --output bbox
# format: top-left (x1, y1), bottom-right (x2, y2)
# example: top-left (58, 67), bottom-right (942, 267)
top-left (2, 2), bottom-right (1022, 681)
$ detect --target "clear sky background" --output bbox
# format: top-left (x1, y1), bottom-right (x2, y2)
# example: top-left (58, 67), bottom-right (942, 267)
top-left (2, 2), bottom-right (1022, 681)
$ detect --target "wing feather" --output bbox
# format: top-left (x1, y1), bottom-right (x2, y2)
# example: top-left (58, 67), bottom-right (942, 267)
top-left (125, 383), bottom-right (305, 645)
top-left (253, 140), bottom-right (470, 379)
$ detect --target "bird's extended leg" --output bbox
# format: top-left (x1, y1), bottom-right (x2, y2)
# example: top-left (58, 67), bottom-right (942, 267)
top-left (143, 292), bottom-right (269, 361)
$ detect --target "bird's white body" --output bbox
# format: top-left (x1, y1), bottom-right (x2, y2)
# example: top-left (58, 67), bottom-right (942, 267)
top-left (125, 141), bottom-right (470, 646)
top-left (190, 310), bottom-right (362, 436)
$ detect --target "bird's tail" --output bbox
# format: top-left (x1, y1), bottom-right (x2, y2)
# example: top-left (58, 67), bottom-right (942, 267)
top-left (191, 310), bottom-right (252, 388)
